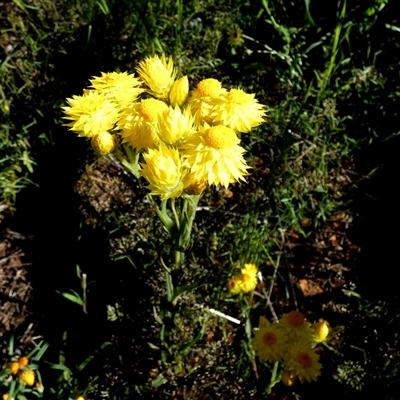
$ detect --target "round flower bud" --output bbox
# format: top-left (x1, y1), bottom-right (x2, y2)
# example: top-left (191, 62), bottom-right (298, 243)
top-left (281, 370), bottom-right (296, 386)
top-left (10, 362), bottom-right (19, 375)
top-left (18, 357), bottom-right (29, 366)
top-left (20, 369), bottom-right (35, 386)
top-left (169, 76), bottom-right (189, 106)
top-left (91, 132), bottom-right (118, 156)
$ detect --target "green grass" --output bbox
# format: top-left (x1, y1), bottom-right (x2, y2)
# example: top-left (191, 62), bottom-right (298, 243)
top-left (1, 0), bottom-right (400, 398)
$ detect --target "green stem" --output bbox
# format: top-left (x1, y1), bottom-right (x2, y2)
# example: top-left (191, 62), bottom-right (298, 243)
top-left (315, 0), bottom-right (347, 108)
top-left (176, 195), bottom-right (201, 251)
top-left (265, 361), bottom-right (280, 394)
top-left (113, 148), bottom-right (140, 179)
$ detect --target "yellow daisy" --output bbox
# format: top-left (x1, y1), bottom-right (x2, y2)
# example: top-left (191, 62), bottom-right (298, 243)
top-left (119, 98), bottom-right (168, 150)
top-left (227, 275), bottom-right (242, 294)
top-left (136, 54), bottom-right (177, 100)
top-left (252, 316), bottom-right (287, 363)
top-left (181, 124), bottom-right (250, 188)
top-left (284, 343), bottom-right (322, 383)
top-left (62, 91), bottom-right (119, 137)
top-left (239, 263), bottom-right (258, 292)
top-left (211, 88), bottom-right (266, 132)
top-left (228, 25), bottom-right (245, 47)
top-left (89, 71), bottom-right (144, 108)
top-left (188, 78), bottom-right (226, 125)
top-left (157, 106), bottom-right (196, 146)
top-left (140, 144), bottom-right (187, 200)
top-left (278, 311), bottom-right (314, 343)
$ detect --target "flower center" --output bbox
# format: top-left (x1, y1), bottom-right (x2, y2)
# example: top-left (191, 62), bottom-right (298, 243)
top-left (139, 99), bottom-right (167, 122)
top-left (204, 126), bottom-right (239, 150)
top-left (242, 273), bottom-right (250, 282)
top-left (287, 311), bottom-right (305, 327)
top-left (262, 331), bottom-right (277, 347)
top-left (197, 78), bottom-right (222, 97)
top-left (297, 352), bottom-right (313, 368)
top-left (227, 89), bottom-right (250, 104)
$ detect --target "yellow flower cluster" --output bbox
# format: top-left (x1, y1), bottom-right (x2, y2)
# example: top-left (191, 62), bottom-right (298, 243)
top-left (8, 356), bottom-right (36, 386)
top-left (62, 54), bottom-right (266, 199)
top-left (252, 312), bottom-right (332, 385)
top-left (227, 263), bottom-right (258, 294)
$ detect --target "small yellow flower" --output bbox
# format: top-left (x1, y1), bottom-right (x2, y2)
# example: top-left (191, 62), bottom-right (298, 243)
top-left (91, 132), bottom-right (118, 156)
top-left (284, 343), bottom-right (322, 383)
top-left (10, 362), bottom-right (19, 375)
top-left (2, 394), bottom-right (9, 400)
top-left (136, 54), bottom-right (176, 100)
top-left (76, 397), bottom-right (85, 400)
top-left (141, 144), bottom-right (187, 200)
top-left (212, 88), bottom-right (266, 132)
top-left (312, 321), bottom-right (330, 342)
top-left (227, 275), bottom-right (242, 294)
top-left (62, 91), bottom-right (119, 137)
top-left (228, 25), bottom-right (245, 47)
top-left (119, 98), bottom-right (168, 150)
top-left (252, 316), bottom-right (287, 363)
top-left (89, 71), bottom-right (144, 108)
top-left (239, 263), bottom-right (258, 293)
top-left (169, 76), bottom-right (189, 106)
top-left (20, 369), bottom-right (35, 386)
top-left (181, 124), bottom-right (250, 188)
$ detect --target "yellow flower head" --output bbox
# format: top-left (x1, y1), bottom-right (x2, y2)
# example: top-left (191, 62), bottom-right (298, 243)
top-left (89, 71), bottom-right (144, 108)
top-left (181, 124), bottom-right (250, 188)
top-left (212, 88), bottom-right (266, 132)
top-left (62, 91), bottom-right (119, 137)
top-left (252, 316), bottom-right (287, 363)
top-left (312, 321), bottom-right (330, 343)
top-left (20, 369), bottom-right (35, 386)
top-left (2, 394), bottom-right (9, 400)
top-left (278, 311), bottom-right (314, 342)
top-left (157, 106), bottom-right (196, 146)
top-left (91, 131), bottom-right (118, 156)
top-left (141, 144), bottom-right (187, 200)
top-left (169, 76), bottom-right (189, 106)
top-left (119, 98), bottom-right (168, 150)
top-left (136, 54), bottom-right (177, 100)
top-left (228, 25), bottom-right (245, 47)
top-left (188, 78), bottom-right (226, 125)
top-left (284, 343), bottom-right (322, 383)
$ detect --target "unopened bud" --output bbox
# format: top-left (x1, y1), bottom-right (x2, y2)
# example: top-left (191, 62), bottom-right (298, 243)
top-left (10, 362), bottom-right (19, 375)
top-left (312, 321), bottom-right (330, 342)
top-left (169, 76), bottom-right (189, 106)
top-left (281, 370), bottom-right (296, 386)
top-left (18, 357), bottom-right (29, 366)
top-left (91, 132), bottom-right (118, 156)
